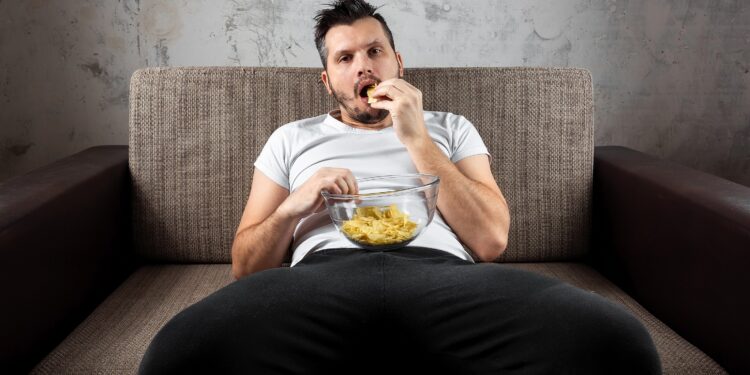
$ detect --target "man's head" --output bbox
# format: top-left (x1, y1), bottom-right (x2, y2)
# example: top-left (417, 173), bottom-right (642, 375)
top-left (314, 0), bottom-right (395, 70)
top-left (314, 0), bottom-right (404, 125)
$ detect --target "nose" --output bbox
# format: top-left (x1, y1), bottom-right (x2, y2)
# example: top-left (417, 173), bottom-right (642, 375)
top-left (355, 54), bottom-right (373, 77)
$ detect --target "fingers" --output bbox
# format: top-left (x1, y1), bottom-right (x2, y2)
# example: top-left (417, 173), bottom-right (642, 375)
top-left (373, 79), bottom-right (417, 96)
top-left (333, 175), bottom-right (349, 194)
top-left (319, 168), bottom-right (359, 195)
top-left (369, 98), bottom-right (394, 111)
top-left (343, 173), bottom-right (359, 195)
top-left (372, 80), bottom-right (405, 100)
top-left (370, 79), bottom-right (421, 111)
top-left (288, 168), bottom-right (360, 217)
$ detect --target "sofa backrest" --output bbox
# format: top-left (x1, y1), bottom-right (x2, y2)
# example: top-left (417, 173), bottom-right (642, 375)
top-left (129, 67), bottom-right (593, 263)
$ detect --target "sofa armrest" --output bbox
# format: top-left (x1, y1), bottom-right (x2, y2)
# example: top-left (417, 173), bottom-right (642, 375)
top-left (591, 145), bottom-right (750, 374)
top-left (0, 146), bottom-right (136, 373)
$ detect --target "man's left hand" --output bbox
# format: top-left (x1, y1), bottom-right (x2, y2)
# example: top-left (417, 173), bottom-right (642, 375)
top-left (369, 78), bottom-right (429, 146)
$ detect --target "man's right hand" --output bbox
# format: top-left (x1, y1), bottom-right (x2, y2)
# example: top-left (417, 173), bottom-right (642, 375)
top-left (277, 167), bottom-right (359, 219)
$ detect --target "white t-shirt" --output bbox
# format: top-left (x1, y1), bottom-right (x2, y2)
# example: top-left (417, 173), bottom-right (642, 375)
top-left (254, 110), bottom-right (492, 266)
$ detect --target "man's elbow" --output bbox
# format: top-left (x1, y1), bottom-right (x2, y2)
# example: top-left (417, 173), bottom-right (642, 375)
top-left (231, 244), bottom-right (276, 280)
top-left (231, 256), bottom-right (252, 280)
top-left (232, 266), bottom-right (244, 281)
top-left (231, 251), bottom-right (248, 280)
top-left (231, 238), bottom-right (253, 280)
top-left (474, 206), bottom-right (510, 262)
top-left (475, 235), bottom-right (507, 262)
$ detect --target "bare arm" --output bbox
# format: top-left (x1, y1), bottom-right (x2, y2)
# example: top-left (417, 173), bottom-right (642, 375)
top-left (231, 169), bottom-right (297, 279)
top-left (370, 79), bottom-right (510, 261)
top-left (231, 167), bottom-right (358, 279)
top-left (407, 142), bottom-right (510, 261)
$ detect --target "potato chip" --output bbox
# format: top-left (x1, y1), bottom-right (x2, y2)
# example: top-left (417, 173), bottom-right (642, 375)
top-left (367, 84), bottom-right (378, 103)
top-left (341, 204), bottom-right (417, 246)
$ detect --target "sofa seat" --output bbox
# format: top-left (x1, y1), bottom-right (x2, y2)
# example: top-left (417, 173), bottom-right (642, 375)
top-left (31, 262), bottom-right (724, 374)
top-left (31, 265), bottom-right (235, 374)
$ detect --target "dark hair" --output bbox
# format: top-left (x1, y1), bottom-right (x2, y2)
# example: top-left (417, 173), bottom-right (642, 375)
top-left (314, 0), bottom-right (396, 69)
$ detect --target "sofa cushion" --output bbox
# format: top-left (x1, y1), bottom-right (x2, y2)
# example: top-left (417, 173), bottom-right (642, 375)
top-left (31, 263), bottom-right (723, 374)
top-left (31, 265), bottom-right (234, 374)
top-left (129, 67), bottom-right (593, 263)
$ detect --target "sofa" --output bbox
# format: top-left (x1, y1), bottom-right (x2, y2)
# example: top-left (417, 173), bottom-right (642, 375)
top-left (1, 67), bottom-right (747, 373)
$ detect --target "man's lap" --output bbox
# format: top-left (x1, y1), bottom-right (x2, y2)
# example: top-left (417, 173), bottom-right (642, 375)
top-left (139, 247), bottom-right (660, 374)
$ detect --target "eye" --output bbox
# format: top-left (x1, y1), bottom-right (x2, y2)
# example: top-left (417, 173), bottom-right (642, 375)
top-left (338, 55), bottom-right (351, 63)
top-left (370, 48), bottom-right (383, 55)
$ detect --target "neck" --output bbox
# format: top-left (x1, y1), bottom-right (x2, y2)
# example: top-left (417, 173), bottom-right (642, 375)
top-left (335, 108), bottom-right (392, 131)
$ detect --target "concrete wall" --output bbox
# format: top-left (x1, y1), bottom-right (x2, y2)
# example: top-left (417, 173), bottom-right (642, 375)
top-left (1, 0), bottom-right (748, 186)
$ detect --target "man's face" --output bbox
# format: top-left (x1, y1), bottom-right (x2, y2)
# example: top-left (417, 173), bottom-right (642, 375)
top-left (321, 17), bottom-right (403, 124)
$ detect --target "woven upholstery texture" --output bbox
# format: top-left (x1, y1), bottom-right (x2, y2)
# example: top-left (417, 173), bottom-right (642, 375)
top-left (31, 265), bottom-right (234, 374)
top-left (31, 263), bottom-right (724, 374)
top-left (129, 67), bottom-right (593, 263)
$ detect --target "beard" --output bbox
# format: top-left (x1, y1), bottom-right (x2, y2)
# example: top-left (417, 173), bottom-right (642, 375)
top-left (330, 80), bottom-right (389, 124)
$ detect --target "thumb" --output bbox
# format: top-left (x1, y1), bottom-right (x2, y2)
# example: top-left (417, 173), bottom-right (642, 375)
top-left (313, 199), bottom-right (326, 214)
top-left (369, 102), bottom-right (392, 112)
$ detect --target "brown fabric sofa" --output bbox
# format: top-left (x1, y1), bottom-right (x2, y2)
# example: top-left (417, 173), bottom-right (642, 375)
top-left (1, 67), bottom-right (747, 373)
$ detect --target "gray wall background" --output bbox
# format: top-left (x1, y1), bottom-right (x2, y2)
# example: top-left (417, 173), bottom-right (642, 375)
top-left (1, 0), bottom-right (749, 186)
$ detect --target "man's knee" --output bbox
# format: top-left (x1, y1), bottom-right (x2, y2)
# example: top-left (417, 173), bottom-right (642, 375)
top-left (139, 268), bottom-right (300, 374)
top-left (531, 284), bottom-right (661, 374)
top-left (139, 305), bottom-right (218, 374)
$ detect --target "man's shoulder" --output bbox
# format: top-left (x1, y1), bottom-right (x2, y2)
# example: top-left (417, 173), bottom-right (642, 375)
top-left (272, 113), bottom-right (329, 135)
top-left (423, 111), bottom-right (471, 127)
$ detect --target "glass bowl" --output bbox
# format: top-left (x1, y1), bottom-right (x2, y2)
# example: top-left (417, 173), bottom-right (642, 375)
top-left (321, 174), bottom-right (440, 250)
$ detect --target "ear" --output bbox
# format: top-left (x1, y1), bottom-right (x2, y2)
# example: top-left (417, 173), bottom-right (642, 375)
top-left (321, 70), bottom-right (333, 95)
top-left (396, 52), bottom-right (404, 78)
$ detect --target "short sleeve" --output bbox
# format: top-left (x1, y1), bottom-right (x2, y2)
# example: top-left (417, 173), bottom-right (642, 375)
top-left (449, 114), bottom-right (493, 164)
top-left (253, 127), bottom-right (290, 190)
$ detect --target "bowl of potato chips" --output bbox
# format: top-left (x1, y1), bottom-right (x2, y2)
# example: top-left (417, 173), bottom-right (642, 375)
top-left (321, 174), bottom-right (439, 251)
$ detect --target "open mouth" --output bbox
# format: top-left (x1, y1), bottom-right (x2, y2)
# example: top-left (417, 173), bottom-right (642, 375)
top-left (359, 84), bottom-right (374, 98)
top-left (358, 83), bottom-right (378, 104)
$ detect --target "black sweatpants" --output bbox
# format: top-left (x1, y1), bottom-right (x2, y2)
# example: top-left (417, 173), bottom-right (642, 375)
top-left (139, 247), bottom-right (661, 374)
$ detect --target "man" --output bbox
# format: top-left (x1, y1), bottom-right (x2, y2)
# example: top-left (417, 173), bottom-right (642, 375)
top-left (139, 1), bottom-right (661, 374)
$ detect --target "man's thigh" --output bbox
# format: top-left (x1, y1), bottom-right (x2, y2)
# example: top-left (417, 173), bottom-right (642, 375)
top-left (383, 252), bottom-right (660, 374)
top-left (140, 249), bottom-right (385, 374)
